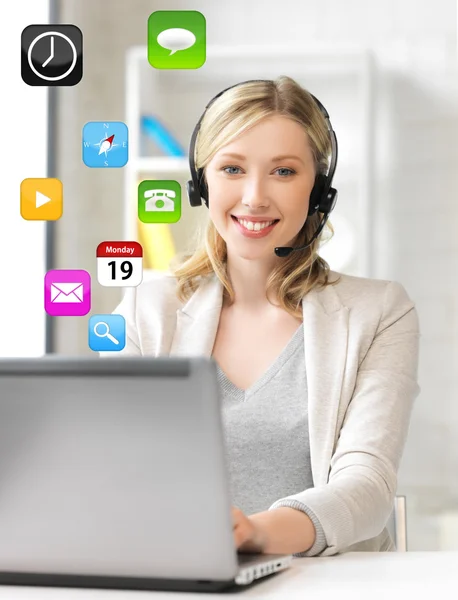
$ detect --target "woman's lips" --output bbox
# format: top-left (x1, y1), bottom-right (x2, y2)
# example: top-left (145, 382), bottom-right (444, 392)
top-left (231, 215), bottom-right (279, 238)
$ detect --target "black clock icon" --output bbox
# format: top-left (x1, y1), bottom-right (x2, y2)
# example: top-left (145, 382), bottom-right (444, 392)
top-left (21, 24), bottom-right (83, 86)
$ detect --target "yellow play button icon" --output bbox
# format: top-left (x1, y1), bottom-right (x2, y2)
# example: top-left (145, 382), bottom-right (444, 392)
top-left (20, 178), bottom-right (63, 220)
top-left (35, 190), bottom-right (52, 208)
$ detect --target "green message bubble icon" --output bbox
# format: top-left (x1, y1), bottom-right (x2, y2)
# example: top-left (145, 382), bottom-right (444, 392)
top-left (138, 180), bottom-right (181, 224)
top-left (148, 10), bottom-right (206, 69)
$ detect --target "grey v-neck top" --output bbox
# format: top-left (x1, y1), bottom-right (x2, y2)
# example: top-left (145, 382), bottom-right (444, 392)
top-left (215, 323), bottom-right (327, 557)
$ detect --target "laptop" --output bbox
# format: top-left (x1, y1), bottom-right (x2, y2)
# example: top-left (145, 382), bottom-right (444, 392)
top-left (0, 356), bottom-right (293, 592)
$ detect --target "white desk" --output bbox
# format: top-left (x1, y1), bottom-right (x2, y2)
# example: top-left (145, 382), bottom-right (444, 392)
top-left (0, 552), bottom-right (456, 599)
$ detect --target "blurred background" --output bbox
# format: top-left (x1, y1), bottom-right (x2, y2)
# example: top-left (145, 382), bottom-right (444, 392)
top-left (2, 0), bottom-right (457, 551)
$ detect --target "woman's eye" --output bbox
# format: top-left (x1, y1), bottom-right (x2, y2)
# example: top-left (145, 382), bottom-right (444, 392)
top-left (222, 166), bottom-right (241, 175)
top-left (276, 168), bottom-right (296, 177)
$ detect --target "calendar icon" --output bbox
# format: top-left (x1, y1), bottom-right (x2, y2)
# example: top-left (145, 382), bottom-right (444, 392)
top-left (97, 241), bottom-right (143, 287)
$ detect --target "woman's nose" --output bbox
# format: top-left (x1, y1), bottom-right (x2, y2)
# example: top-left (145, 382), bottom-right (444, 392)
top-left (242, 178), bottom-right (269, 209)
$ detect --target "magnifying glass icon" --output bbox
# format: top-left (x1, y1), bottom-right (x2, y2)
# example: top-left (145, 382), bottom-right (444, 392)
top-left (93, 321), bottom-right (119, 345)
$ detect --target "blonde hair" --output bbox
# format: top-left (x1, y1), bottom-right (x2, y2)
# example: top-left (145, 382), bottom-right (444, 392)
top-left (168, 76), bottom-right (341, 319)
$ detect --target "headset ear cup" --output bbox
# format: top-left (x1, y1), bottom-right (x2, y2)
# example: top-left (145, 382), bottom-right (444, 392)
top-left (323, 187), bottom-right (338, 214)
top-left (186, 180), bottom-right (203, 207)
top-left (197, 168), bottom-right (209, 205)
top-left (308, 174), bottom-right (326, 216)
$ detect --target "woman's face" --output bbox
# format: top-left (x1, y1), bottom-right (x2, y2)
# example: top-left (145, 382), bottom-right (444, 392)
top-left (205, 115), bottom-right (317, 260)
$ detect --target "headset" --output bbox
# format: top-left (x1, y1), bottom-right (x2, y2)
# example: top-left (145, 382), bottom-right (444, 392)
top-left (186, 79), bottom-right (339, 257)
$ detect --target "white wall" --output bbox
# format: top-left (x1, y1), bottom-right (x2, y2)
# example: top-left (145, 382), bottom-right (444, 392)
top-left (0, 0), bottom-right (49, 357)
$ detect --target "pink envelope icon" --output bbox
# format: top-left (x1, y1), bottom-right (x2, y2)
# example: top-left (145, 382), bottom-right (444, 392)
top-left (50, 282), bottom-right (84, 303)
top-left (45, 269), bottom-right (91, 316)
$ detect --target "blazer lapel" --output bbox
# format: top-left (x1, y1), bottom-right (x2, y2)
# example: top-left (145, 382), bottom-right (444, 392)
top-left (170, 272), bottom-right (349, 488)
top-left (302, 282), bottom-right (349, 486)
top-left (170, 275), bottom-right (223, 357)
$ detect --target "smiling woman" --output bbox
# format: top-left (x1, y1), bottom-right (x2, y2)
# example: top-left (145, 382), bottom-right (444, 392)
top-left (170, 77), bottom-right (337, 317)
top-left (108, 76), bottom-right (420, 560)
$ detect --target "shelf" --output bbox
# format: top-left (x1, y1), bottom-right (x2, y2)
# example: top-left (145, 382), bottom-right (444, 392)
top-left (127, 44), bottom-right (371, 74)
top-left (134, 157), bottom-right (189, 174)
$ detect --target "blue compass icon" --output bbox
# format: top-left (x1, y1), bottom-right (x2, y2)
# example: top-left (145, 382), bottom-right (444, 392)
top-left (82, 121), bottom-right (128, 168)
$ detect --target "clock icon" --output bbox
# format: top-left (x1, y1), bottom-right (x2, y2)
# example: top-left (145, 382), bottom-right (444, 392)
top-left (21, 24), bottom-right (83, 86)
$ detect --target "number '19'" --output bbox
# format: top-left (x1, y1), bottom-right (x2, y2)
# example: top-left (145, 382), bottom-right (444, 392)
top-left (108, 260), bottom-right (133, 280)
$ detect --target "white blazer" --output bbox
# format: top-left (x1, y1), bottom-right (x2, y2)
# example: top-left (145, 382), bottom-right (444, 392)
top-left (111, 269), bottom-right (421, 555)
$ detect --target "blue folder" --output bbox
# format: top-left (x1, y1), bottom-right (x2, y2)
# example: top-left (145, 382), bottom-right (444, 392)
top-left (141, 115), bottom-right (186, 157)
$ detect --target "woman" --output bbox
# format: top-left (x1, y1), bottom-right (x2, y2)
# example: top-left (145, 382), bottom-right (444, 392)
top-left (111, 77), bottom-right (421, 557)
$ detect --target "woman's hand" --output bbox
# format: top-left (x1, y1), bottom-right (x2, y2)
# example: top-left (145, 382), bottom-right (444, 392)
top-left (232, 506), bottom-right (267, 553)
